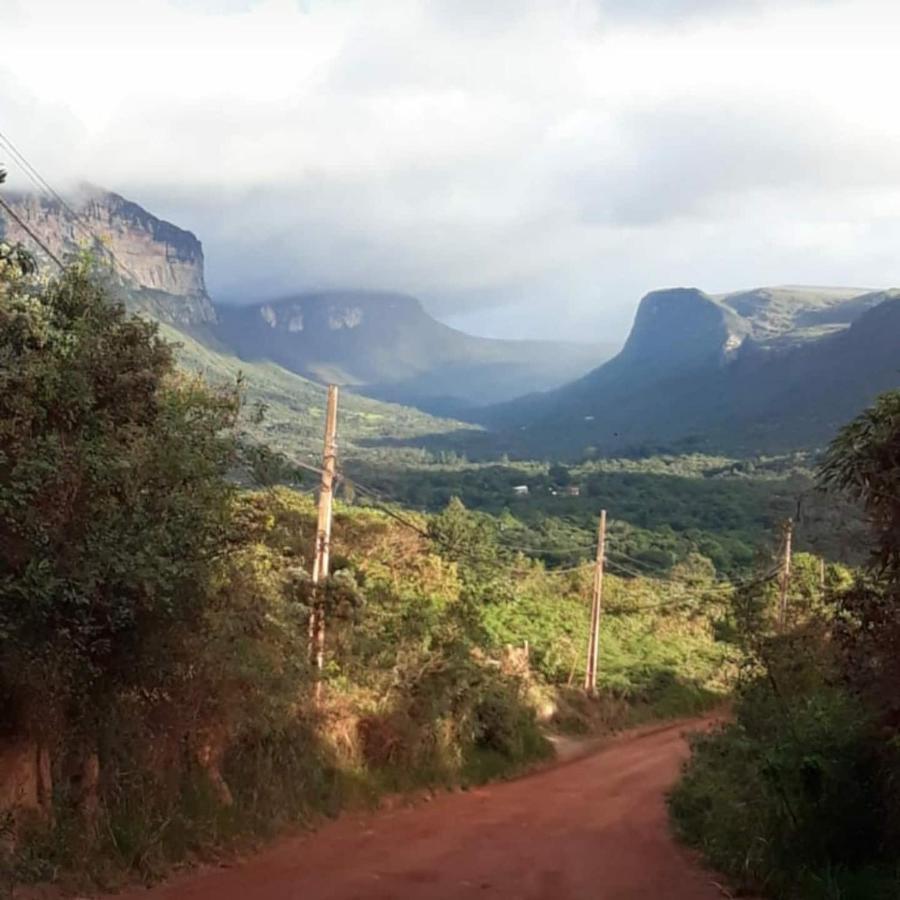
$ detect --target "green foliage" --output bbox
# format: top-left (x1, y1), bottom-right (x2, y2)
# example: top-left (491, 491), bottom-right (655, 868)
top-left (821, 390), bottom-right (900, 725)
top-left (348, 452), bottom-right (865, 578)
top-left (0, 264), bottom-right (551, 889)
top-left (478, 558), bottom-right (735, 722)
top-left (671, 392), bottom-right (900, 899)
top-left (428, 498), bottom-right (515, 605)
top-left (0, 258), bottom-right (239, 737)
top-left (821, 390), bottom-right (900, 574)
top-left (670, 685), bottom-right (897, 899)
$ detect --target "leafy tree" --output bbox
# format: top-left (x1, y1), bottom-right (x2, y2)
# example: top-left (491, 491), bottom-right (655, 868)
top-left (819, 390), bottom-right (900, 724)
top-left (0, 257), bottom-right (239, 739)
top-left (428, 497), bottom-right (514, 605)
top-left (670, 392), bottom-right (900, 898)
top-left (548, 463), bottom-right (571, 486)
top-left (820, 390), bottom-right (900, 574)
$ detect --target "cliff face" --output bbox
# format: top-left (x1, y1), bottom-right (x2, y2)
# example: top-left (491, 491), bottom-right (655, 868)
top-left (0, 188), bottom-right (215, 326)
top-left (482, 284), bottom-right (900, 458)
top-left (620, 288), bottom-right (748, 371)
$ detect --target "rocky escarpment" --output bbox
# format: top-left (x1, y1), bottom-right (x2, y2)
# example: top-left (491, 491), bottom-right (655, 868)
top-left (479, 283), bottom-right (900, 457)
top-left (618, 287), bottom-right (749, 372)
top-left (0, 187), bottom-right (215, 326)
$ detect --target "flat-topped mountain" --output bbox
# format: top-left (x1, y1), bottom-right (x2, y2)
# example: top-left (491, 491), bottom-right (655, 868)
top-left (214, 292), bottom-right (611, 412)
top-left (617, 287), bottom-right (748, 372)
top-left (481, 285), bottom-right (900, 457)
top-left (718, 285), bottom-right (886, 347)
top-left (0, 187), bottom-right (610, 415)
top-left (0, 186), bottom-right (215, 326)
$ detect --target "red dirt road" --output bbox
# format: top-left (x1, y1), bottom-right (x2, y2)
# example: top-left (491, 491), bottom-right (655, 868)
top-left (116, 720), bottom-right (723, 900)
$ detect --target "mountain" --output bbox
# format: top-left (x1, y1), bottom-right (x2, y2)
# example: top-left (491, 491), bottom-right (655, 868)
top-left (481, 285), bottom-right (900, 458)
top-left (718, 285), bottom-right (883, 347)
top-left (1, 187), bottom-right (610, 417)
top-left (0, 188), bottom-right (479, 458)
top-left (0, 186), bottom-right (216, 326)
top-left (214, 293), bottom-right (611, 414)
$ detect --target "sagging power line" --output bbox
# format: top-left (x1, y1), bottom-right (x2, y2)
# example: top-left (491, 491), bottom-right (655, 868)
top-left (0, 194), bottom-right (64, 269)
top-left (0, 130), bottom-right (143, 285)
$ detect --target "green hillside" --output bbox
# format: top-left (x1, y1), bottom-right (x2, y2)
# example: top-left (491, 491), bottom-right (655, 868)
top-left (157, 322), bottom-right (478, 465)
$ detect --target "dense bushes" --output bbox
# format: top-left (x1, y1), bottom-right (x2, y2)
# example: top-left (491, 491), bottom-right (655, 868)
top-left (670, 672), bottom-right (898, 897)
top-left (670, 390), bottom-right (900, 899)
top-left (0, 260), bottom-right (549, 886)
top-left (0, 257), bottom-right (240, 755)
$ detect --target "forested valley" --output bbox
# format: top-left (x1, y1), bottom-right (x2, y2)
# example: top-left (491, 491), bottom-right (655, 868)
top-left (1, 247), bottom-right (899, 900)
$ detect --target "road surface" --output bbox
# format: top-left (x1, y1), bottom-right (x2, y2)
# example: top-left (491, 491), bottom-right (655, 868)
top-left (116, 719), bottom-right (724, 900)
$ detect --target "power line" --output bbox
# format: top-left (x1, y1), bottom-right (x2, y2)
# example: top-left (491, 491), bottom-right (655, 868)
top-left (0, 194), bottom-right (63, 269)
top-left (605, 560), bottom-right (653, 580)
top-left (351, 480), bottom-right (432, 538)
top-left (607, 548), bottom-right (668, 573)
top-left (497, 537), bottom-right (596, 555)
top-left (0, 130), bottom-right (143, 285)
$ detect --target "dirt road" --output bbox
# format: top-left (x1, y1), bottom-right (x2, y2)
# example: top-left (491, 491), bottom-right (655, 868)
top-left (117, 719), bottom-right (723, 900)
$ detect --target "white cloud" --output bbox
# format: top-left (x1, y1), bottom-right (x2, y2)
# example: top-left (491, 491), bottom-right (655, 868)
top-left (1, 0), bottom-right (899, 340)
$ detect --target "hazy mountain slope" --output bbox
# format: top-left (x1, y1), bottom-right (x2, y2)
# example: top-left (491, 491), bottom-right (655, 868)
top-left (161, 323), bottom-right (477, 463)
top-left (0, 189), bottom-right (478, 459)
top-left (214, 292), bottom-right (612, 413)
top-left (481, 286), bottom-right (900, 458)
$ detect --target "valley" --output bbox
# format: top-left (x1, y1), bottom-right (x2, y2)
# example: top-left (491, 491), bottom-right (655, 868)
top-left (0, 186), bottom-right (885, 581)
top-left (5, 3), bottom-right (900, 896)
top-left (213, 291), bottom-right (612, 414)
top-left (1, 179), bottom-right (898, 900)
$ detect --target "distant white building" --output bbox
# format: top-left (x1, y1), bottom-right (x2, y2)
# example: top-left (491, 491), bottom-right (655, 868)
top-left (512, 485), bottom-right (530, 497)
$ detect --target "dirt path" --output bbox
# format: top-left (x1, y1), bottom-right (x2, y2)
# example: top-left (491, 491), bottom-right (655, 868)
top-left (115, 719), bottom-right (724, 900)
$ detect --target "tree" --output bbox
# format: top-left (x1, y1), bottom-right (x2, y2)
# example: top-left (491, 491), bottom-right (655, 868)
top-left (548, 463), bottom-right (571, 487)
top-left (0, 256), bottom-right (239, 740)
top-left (819, 390), bottom-right (900, 722)
top-left (428, 497), bottom-right (514, 605)
top-left (820, 390), bottom-right (900, 574)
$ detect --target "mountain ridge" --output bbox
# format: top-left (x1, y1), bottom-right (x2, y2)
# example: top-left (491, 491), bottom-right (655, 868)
top-left (214, 291), bottom-right (611, 413)
top-left (0, 186), bottom-right (610, 419)
top-left (478, 284), bottom-right (900, 458)
top-left (0, 186), bottom-right (217, 326)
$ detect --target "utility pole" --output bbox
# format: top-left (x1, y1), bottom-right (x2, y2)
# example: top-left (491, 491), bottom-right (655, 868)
top-left (311, 385), bottom-right (339, 703)
top-left (584, 509), bottom-right (607, 695)
top-left (778, 517), bottom-right (793, 631)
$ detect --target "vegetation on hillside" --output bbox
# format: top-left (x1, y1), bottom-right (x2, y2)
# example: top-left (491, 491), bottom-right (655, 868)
top-left (0, 255), bottom-right (735, 889)
top-left (347, 453), bottom-right (866, 577)
top-left (160, 322), bottom-right (477, 464)
top-left (669, 390), bottom-right (900, 899)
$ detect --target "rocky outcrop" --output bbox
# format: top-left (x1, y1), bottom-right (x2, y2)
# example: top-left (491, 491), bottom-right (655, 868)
top-left (0, 187), bottom-right (216, 326)
top-left (482, 283), bottom-right (900, 457)
top-left (620, 288), bottom-right (748, 371)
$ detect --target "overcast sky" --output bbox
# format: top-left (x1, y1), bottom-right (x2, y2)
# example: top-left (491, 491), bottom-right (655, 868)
top-left (2, 0), bottom-right (900, 341)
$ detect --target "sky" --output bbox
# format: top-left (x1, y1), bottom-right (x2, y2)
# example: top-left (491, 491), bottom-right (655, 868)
top-left (2, 0), bottom-right (900, 342)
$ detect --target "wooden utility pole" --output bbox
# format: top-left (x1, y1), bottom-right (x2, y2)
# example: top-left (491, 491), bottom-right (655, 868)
top-left (778, 517), bottom-right (793, 631)
top-left (311, 385), bottom-right (339, 702)
top-left (584, 509), bottom-right (607, 694)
